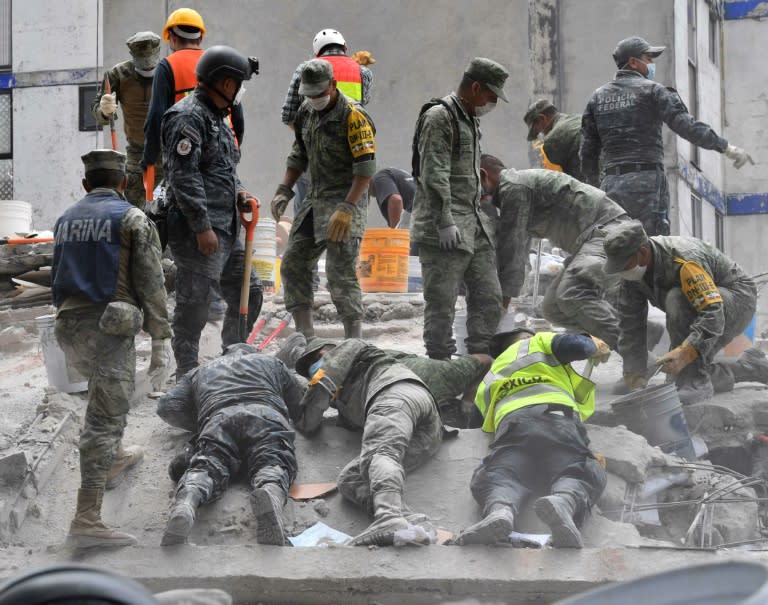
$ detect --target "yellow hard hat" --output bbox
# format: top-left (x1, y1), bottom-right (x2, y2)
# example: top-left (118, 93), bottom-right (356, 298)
top-left (162, 8), bottom-right (206, 42)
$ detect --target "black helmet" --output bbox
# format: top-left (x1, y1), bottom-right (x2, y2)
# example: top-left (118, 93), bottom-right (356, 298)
top-left (196, 45), bottom-right (259, 85)
top-left (0, 564), bottom-right (158, 605)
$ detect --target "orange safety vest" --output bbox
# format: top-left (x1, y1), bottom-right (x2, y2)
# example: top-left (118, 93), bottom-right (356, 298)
top-left (321, 55), bottom-right (363, 102)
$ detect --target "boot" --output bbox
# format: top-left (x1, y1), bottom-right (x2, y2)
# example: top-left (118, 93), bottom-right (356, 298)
top-left (292, 307), bottom-right (315, 338)
top-left (250, 483), bottom-right (288, 546)
top-left (676, 374), bottom-right (714, 405)
top-left (343, 319), bottom-right (363, 339)
top-left (534, 493), bottom-right (583, 548)
top-left (66, 488), bottom-right (137, 550)
top-left (348, 491), bottom-right (410, 547)
top-left (274, 332), bottom-right (307, 370)
top-left (455, 503), bottom-right (515, 545)
top-left (105, 445), bottom-right (144, 490)
top-left (162, 488), bottom-right (203, 546)
top-left (732, 348), bottom-right (768, 384)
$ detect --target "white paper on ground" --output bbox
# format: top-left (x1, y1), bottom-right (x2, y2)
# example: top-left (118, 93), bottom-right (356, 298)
top-left (508, 531), bottom-right (551, 547)
top-left (288, 521), bottom-right (351, 547)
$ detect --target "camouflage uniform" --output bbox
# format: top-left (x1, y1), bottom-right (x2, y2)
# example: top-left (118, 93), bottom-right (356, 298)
top-left (162, 87), bottom-right (262, 378)
top-left (616, 236), bottom-right (756, 387)
top-left (386, 351), bottom-right (488, 404)
top-left (53, 189), bottom-right (171, 489)
top-left (411, 93), bottom-right (502, 359)
top-left (540, 113), bottom-right (584, 181)
top-left (494, 168), bottom-right (628, 349)
top-left (295, 339), bottom-right (442, 510)
top-left (281, 91), bottom-right (376, 322)
top-left (581, 70), bottom-right (729, 236)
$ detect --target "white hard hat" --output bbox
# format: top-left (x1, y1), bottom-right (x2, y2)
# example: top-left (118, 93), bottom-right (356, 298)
top-left (312, 28), bottom-right (346, 56)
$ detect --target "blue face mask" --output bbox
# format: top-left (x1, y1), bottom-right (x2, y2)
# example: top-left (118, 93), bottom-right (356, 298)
top-left (644, 62), bottom-right (656, 81)
top-left (309, 358), bottom-right (324, 376)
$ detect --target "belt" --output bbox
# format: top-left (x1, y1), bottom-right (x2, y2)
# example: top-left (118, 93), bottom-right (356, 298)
top-left (604, 162), bottom-right (661, 176)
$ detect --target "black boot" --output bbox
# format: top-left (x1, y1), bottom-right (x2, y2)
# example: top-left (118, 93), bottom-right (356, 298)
top-left (733, 348), bottom-right (768, 384)
top-left (455, 503), bottom-right (515, 545)
top-left (348, 491), bottom-right (410, 547)
top-left (274, 332), bottom-right (307, 370)
top-left (292, 307), bottom-right (315, 338)
top-left (162, 488), bottom-right (203, 546)
top-left (534, 493), bottom-right (583, 548)
top-left (343, 319), bottom-right (362, 339)
top-left (250, 483), bottom-right (288, 546)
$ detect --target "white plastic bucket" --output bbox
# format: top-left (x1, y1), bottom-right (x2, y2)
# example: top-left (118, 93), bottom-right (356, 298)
top-left (408, 255), bottom-right (422, 292)
top-left (454, 309), bottom-right (468, 355)
top-left (0, 201), bottom-right (32, 238)
top-left (36, 314), bottom-right (88, 393)
top-left (251, 217), bottom-right (277, 291)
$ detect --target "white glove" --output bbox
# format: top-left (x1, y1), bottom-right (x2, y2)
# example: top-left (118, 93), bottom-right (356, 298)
top-left (148, 338), bottom-right (172, 392)
top-left (99, 93), bottom-right (117, 118)
top-left (724, 144), bottom-right (754, 169)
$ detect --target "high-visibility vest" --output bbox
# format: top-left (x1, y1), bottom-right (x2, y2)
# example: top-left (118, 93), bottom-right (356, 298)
top-left (321, 55), bottom-right (363, 102)
top-left (166, 48), bottom-right (204, 102)
top-left (475, 332), bottom-right (595, 433)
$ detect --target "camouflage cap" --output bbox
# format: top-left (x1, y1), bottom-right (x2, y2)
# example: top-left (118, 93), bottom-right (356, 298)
top-left (295, 337), bottom-right (339, 377)
top-left (81, 149), bottom-right (126, 174)
top-left (603, 220), bottom-right (649, 274)
top-left (125, 31), bottom-right (161, 57)
top-left (613, 36), bottom-right (665, 68)
top-left (523, 99), bottom-right (556, 141)
top-left (298, 59), bottom-right (333, 97)
top-left (464, 57), bottom-right (509, 102)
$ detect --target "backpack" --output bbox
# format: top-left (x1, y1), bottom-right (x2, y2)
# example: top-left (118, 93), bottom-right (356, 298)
top-left (411, 98), bottom-right (461, 179)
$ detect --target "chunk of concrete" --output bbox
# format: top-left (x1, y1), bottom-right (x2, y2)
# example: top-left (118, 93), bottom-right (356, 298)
top-left (595, 472), bottom-right (628, 521)
top-left (586, 424), bottom-right (660, 483)
top-left (0, 450), bottom-right (28, 488)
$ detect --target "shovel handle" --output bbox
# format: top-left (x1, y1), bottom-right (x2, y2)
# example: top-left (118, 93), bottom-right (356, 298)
top-left (144, 164), bottom-right (155, 202)
top-left (238, 198), bottom-right (260, 341)
top-left (104, 77), bottom-right (118, 151)
top-left (0, 237), bottom-right (54, 245)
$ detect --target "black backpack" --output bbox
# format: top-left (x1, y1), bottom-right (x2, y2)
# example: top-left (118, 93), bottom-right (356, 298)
top-left (411, 98), bottom-right (461, 179)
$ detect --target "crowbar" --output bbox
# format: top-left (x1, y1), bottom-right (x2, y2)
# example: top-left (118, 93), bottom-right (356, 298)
top-left (238, 197), bottom-right (259, 342)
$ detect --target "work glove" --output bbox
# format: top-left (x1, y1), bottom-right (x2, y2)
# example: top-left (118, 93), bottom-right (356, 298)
top-left (658, 342), bottom-right (699, 375)
top-left (623, 371), bottom-right (648, 391)
top-left (438, 224), bottom-right (461, 251)
top-left (99, 92), bottom-right (117, 118)
top-left (295, 369), bottom-right (338, 435)
top-left (589, 336), bottom-right (611, 365)
top-left (327, 201), bottom-right (356, 242)
top-left (270, 184), bottom-right (294, 222)
top-left (351, 50), bottom-right (376, 66)
top-left (724, 144), bottom-right (754, 169)
top-left (148, 338), bottom-right (172, 392)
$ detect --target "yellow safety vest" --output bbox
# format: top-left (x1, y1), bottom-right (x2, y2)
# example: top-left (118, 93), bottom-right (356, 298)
top-left (475, 332), bottom-right (595, 433)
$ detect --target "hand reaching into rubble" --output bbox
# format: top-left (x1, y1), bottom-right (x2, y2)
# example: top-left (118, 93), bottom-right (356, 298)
top-left (658, 342), bottom-right (699, 375)
top-left (148, 338), bottom-right (172, 391)
top-left (589, 336), bottom-right (611, 365)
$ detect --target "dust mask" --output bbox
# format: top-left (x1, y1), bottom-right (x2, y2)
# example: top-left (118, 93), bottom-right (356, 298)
top-left (135, 67), bottom-right (156, 78)
top-left (639, 60), bottom-right (656, 81)
top-left (233, 83), bottom-right (246, 106)
top-left (474, 101), bottom-right (497, 117)
top-left (309, 358), bottom-right (324, 376)
top-left (308, 95), bottom-right (331, 111)
top-left (618, 263), bottom-right (647, 281)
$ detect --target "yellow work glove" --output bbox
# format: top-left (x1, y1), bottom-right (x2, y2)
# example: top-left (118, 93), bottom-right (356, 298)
top-left (589, 336), bottom-right (611, 365)
top-left (623, 371), bottom-right (648, 392)
top-left (327, 201), bottom-right (355, 242)
top-left (270, 184), bottom-right (294, 222)
top-left (352, 50), bottom-right (376, 66)
top-left (658, 342), bottom-right (699, 375)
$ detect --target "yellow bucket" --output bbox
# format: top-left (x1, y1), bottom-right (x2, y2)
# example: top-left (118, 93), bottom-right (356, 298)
top-left (357, 228), bottom-right (410, 293)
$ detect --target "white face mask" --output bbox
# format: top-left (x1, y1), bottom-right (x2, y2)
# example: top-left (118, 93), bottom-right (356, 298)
top-left (233, 83), bottom-right (246, 106)
top-left (135, 67), bottom-right (156, 78)
top-left (308, 95), bottom-right (331, 111)
top-left (618, 263), bottom-right (647, 281)
top-left (474, 100), bottom-right (497, 117)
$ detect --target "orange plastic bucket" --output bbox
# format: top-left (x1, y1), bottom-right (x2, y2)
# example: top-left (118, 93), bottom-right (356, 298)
top-left (357, 228), bottom-right (410, 293)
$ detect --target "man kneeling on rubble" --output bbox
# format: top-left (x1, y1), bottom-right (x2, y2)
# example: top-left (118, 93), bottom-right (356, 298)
top-left (456, 328), bottom-right (608, 548)
top-left (156, 343), bottom-right (305, 546)
top-left (294, 338), bottom-right (451, 546)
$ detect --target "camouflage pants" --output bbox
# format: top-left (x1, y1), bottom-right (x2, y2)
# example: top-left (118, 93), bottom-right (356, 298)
top-left (396, 354), bottom-right (487, 404)
top-left (419, 235), bottom-right (502, 359)
top-left (541, 221), bottom-right (626, 349)
top-left (665, 283), bottom-right (755, 387)
top-left (337, 381), bottom-right (442, 511)
top-left (55, 310), bottom-right (135, 489)
top-left (125, 144), bottom-right (163, 211)
top-left (601, 168), bottom-right (670, 236)
top-left (470, 406), bottom-right (606, 522)
top-left (281, 213), bottom-right (363, 321)
top-left (176, 403), bottom-right (297, 503)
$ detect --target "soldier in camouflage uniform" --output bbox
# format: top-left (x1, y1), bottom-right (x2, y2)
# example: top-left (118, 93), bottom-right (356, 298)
top-left (161, 46), bottom-right (262, 380)
top-left (603, 221), bottom-right (767, 404)
top-left (523, 99), bottom-right (584, 181)
top-left (480, 154), bottom-right (628, 349)
top-left (92, 32), bottom-right (163, 209)
top-left (411, 58), bottom-right (508, 359)
top-left (581, 36), bottom-right (753, 236)
top-left (271, 59), bottom-right (376, 340)
top-left (52, 150), bottom-right (172, 549)
top-left (294, 338), bottom-right (445, 546)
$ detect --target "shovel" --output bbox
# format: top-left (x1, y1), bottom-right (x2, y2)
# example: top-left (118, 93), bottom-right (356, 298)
top-left (238, 197), bottom-right (259, 342)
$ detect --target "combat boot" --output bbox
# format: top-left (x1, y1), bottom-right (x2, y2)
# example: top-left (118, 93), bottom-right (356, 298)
top-left (250, 483), bottom-right (288, 546)
top-left (274, 332), bottom-right (307, 370)
top-left (534, 493), bottom-right (583, 548)
top-left (732, 348), bottom-right (768, 384)
top-left (292, 307), bottom-right (315, 338)
top-left (66, 488), bottom-right (137, 550)
top-left (343, 319), bottom-right (363, 339)
top-left (348, 491), bottom-right (411, 547)
top-left (162, 488), bottom-right (203, 546)
top-left (105, 445), bottom-right (144, 490)
top-left (455, 503), bottom-right (515, 545)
